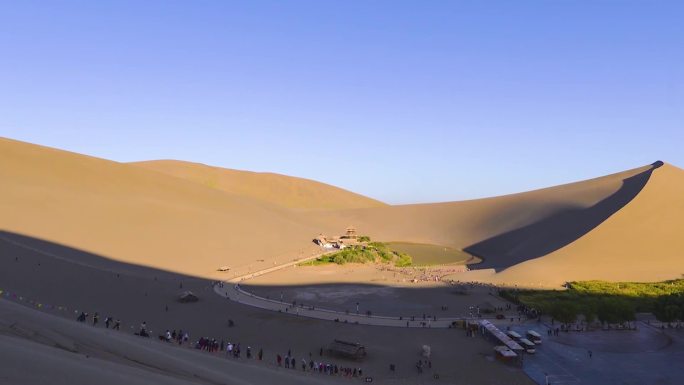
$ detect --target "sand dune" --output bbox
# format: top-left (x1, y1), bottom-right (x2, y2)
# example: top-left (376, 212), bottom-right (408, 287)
top-left (132, 160), bottom-right (385, 210)
top-left (493, 162), bottom-right (684, 286)
top-left (2, 136), bottom-right (683, 286)
top-left (302, 164), bottom-right (657, 270)
top-left (0, 137), bottom-right (323, 277)
top-left (3, 136), bottom-right (681, 384)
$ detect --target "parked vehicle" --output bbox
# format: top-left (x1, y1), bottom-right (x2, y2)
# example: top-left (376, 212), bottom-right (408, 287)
top-left (506, 330), bottom-right (522, 341)
top-left (519, 338), bottom-right (536, 354)
top-left (527, 330), bottom-right (542, 345)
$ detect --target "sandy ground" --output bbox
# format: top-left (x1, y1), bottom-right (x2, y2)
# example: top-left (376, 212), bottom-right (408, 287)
top-left (2, 137), bottom-right (683, 383)
top-left (0, 299), bottom-right (347, 385)
top-left (249, 263), bottom-right (472, 287)
top-left (0, 233), bottom-right (534, 385)
top-left (245, 264), bottom-right (508, 318)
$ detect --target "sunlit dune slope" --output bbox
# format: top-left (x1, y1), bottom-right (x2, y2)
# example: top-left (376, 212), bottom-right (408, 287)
top-left (3, 136), bottom-right (682, 286)
top-left (0, 137), bottom-right (322, 277)
top-left (304, 164), bottom-right (655, 270)
top-left (494, 162), bottom-right (684, 286)
top-left (131, 160), bottom-right (385, 209)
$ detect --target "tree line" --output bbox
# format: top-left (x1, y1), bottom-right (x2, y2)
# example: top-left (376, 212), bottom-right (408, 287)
top-left (500, 279), bottom-right (684, 324)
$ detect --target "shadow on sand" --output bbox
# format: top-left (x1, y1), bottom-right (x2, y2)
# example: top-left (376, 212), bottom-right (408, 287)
top-left (464, 161), bottom-right (663, 271)
top-left (0, 230), bottom-right (502, 321)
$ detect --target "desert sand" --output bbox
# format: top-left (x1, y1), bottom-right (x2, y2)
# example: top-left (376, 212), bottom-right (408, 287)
top-left (132, 159), bottom-right (386, 210)
top-left (0, 137), bottom-right (323, 279)
top-left (3, 137), bottom-right (681, 286)
top-left (493, 162), bottom-right (684, 286)
top-left (2, 136), bottom-right (683, 384)
top-left (0, 229), bottom-right (532, 385)
top-left (0, 299), bottom-right (346, 385)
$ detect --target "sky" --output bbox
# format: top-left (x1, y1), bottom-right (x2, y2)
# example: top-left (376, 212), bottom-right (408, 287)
top-left (1, 1), bottom-right (682, 204)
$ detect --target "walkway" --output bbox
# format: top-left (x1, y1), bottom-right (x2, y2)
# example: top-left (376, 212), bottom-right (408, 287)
top-left (213, 248), bottom-right (477, 328)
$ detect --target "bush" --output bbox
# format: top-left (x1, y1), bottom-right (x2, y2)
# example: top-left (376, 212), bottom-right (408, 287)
top-left (395, 253), bottom-right (413, 267)
top-left (309, 242), bottom-right (413, 267)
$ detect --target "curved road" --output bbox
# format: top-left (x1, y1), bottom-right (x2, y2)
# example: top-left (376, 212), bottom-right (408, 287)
top-left (213, 249), bottom-right (475, 328)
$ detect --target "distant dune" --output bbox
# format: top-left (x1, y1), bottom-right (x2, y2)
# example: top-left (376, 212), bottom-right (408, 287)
top-left (0, 137), bottom-right (324, 277)
top-left (131, 160), bottom-right (385, 210)
top-left (2, 136), bottom-right (683, 286)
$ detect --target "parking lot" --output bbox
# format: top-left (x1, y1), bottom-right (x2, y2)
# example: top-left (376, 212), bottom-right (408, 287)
top-left (507, 322), bottom-right (684, 385)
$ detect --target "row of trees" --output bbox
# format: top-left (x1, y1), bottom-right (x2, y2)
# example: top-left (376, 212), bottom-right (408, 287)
top-left (543, 298), bottom-right (637, 324)
top-left (501, 280), bottom-right (684, 324)
top-left (653, 294), bottom-right (684, 322)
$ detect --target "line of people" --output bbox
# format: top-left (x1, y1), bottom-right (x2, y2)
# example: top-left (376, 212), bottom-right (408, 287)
top-left (76, 311), bottom-right (121, 330)
top-left (71, 305), bottom-right (366, 380)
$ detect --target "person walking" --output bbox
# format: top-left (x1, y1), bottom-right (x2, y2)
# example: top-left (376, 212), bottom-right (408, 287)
top-left (588, 350), bottom-right (593, 359)
top-left (258, 348), bottom-right (263, 361)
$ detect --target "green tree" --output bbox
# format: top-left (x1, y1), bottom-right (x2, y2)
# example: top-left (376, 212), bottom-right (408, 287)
top-left (549, 302), bottom-right (578, 324)
top-left (654, 294), bottom-right (684, 322)
top-left (596, 298), bottom-right (635, 324)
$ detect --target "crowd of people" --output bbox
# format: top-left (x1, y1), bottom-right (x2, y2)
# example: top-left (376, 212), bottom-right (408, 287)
top-left (377, 265), bottom-right (469, 283)
top-left (76, 311), bottom-right (121, 330)
top-left (275, 350), bottom-right (364, 378)
top-left (74, 308), bottom-right (368, 380)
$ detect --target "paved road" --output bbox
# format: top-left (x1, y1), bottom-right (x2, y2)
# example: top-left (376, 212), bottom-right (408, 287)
top-left (213, 249), bottom-right (482, 328)
top-left (213, 281), bottom-right (470, 328)
top-left (510, 322), bottom-right (684, 385)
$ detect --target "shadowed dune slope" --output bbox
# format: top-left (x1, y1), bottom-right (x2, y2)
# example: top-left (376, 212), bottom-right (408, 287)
top-left (131, 160), bottom-right (386, 209)
top-left (0, 299), bottom-right (339, 385)
top-left (303, 164), bottom-right (657, 266)
top-left (463, 162), bottom-right (661, 270)
top-left (494, 162), bottom-right (684, 286)
top-left (0, 137), bottom-right (322, 277)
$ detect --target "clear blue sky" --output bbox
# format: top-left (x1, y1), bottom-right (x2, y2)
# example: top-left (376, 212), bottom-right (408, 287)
top-left (1, 1), bottom-right (682, 204)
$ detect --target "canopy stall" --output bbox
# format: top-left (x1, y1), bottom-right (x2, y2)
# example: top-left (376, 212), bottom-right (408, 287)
top-left (478, 320), bottom-right (523, 365)
top-left (327, 339), bottom-right (367, 360)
